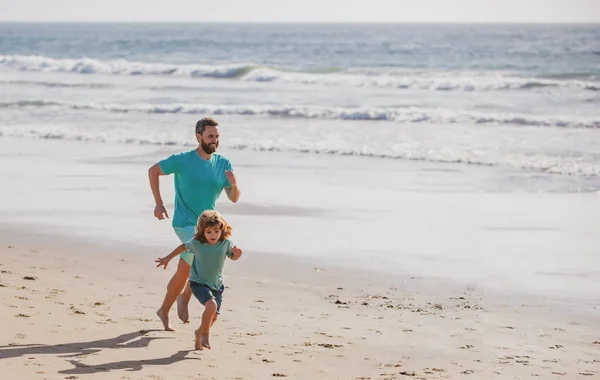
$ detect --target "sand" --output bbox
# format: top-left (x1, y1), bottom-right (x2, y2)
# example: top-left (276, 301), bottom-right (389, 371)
top-left (1, 227), bottom-right (598, 380)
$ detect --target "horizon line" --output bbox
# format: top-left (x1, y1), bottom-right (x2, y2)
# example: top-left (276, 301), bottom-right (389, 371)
top-left (1, 20), bottom-right (599, 25)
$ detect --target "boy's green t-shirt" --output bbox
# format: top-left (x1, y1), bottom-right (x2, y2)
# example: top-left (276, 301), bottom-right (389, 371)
top-left (185, 239), bottom-right (234, 290)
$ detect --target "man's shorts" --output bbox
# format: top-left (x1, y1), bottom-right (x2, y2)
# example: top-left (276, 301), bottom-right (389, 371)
top-left (173, 226), bottom-right (195, 265)
top-left (190, 281), bottom-right (224, 314)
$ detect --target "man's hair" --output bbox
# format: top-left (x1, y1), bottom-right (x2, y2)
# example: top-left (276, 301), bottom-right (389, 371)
top-left (195, 117), bottom-right (219, 135)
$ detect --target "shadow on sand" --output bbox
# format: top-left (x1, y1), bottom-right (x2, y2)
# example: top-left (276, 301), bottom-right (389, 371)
top-left (0, 329), bottom-right (199, 374)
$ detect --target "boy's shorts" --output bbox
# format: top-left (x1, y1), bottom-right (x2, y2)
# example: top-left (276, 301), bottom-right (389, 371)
top-left (173, 226), bottom-right (195, 265)
top-left (190, 281), bottom-right (224, 314)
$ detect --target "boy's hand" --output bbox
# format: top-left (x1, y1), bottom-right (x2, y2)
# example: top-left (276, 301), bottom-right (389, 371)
top-left (232, 246), bottom-right (243, 257)
top-left (155, 257), bottom-right (171, 269)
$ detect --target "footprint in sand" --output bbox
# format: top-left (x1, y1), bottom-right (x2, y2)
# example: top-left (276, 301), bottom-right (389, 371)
top-left (380, 363), bottom-right (403, 368)
top-left (397, 370), bottom-right (416, 376)
top-left (69, 305), bottom-right (86, 315)
top-left (317, 343), bottom-right (343, 349)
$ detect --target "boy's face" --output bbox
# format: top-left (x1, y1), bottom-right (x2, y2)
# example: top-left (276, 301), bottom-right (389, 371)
top-left (204, 226), bottom-right (222, 245)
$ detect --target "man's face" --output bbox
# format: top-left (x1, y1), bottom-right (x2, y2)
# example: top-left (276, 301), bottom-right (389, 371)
top-left (198, 125), bottom-right (219, 154)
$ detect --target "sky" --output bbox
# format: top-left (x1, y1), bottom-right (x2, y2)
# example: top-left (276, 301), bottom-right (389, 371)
top-left (1, 0), bottom-right (599, 23)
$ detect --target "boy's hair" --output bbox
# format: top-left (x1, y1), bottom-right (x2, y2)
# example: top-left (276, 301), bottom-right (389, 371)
top-left (195, 117), bottom-right (219, 135)
top-left (194, 210), bottom-right (232, 243)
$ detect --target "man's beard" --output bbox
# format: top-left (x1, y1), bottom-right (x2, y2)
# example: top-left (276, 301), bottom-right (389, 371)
top-left (201, 140), bottom-right (218, 154)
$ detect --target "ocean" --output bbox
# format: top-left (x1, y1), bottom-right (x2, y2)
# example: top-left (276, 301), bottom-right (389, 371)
top-left (1, 23), bottom-right (599, 308)
top-left (1, 23), bottom-right (600, 181)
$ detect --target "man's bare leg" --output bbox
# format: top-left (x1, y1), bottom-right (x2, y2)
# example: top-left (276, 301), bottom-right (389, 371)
top-left (176, 281), bottom-right (193, 323)
top-left (156, 258), bottom-right (190, 331)
top-left (195, 299), bottom-right (217, 350)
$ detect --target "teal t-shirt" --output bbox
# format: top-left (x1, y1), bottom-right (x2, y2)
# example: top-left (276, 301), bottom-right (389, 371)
top-left (185, 238), bottom-right (234, 290)
top-left (158, 150), bottom-right (232, 228)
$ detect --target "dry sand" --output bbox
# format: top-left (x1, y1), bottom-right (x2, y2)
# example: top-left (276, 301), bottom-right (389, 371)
top-left (0, 228), bottom-right (598, 380)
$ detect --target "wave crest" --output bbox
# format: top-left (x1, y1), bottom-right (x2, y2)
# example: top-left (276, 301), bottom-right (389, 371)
top-left (2, 54), bottom-right (598, 93)
top-left (2, 99), bottom-right (598, 129)
top-left (0, 54), bottom-right (255, 79)
top-left (3, 128), bottom-right (598, 178)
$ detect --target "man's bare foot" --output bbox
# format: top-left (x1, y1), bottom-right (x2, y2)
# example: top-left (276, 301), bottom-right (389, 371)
top-left (176, 294), bottom-right (190, 323)
top-left (194, 329), bottom-right (211, 350)
top-left (157, 309), bottom-right (174, 331)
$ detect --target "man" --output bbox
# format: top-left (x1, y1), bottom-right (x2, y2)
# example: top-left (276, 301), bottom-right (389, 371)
top-left (148, 117), bottom-right (240, 331)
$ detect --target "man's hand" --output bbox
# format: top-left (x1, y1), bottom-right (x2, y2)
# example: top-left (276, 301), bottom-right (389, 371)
top-left (225, 170), bottom-right (237, 187)
top-left (154, 204), bottom-right (169, 220)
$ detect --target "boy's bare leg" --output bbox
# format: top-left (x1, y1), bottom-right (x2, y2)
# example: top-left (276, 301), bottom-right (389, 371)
top-left (195, 299), bottom-right (217, 350)
top-left (156, 309), bottom-right (174, 332)
top-left (176, 282), bottom-right (193, 323)
top-left (157, 259), bottom-right (190, 331)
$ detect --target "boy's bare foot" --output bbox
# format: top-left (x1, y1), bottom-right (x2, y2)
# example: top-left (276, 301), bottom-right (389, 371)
top-left (194, 329), bottom-right (211, 350)
top-left (176, 294), bottom-right (190, 323)
top-left (157, 309), bottom-right (174, 331)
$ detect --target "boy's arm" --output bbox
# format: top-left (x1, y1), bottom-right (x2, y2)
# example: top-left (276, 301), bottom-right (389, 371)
top-left (229, 245), bottom-right (243, 261)
top-left (155, 244), bottom-right (187, 269)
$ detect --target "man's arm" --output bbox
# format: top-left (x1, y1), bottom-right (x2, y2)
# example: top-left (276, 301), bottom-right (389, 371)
top-left (149, 163), bottom-right (169, 219)
top-left (225, 185), bottom-right (240, 203)
top-left (224, 170), bottom-right (240, 203)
